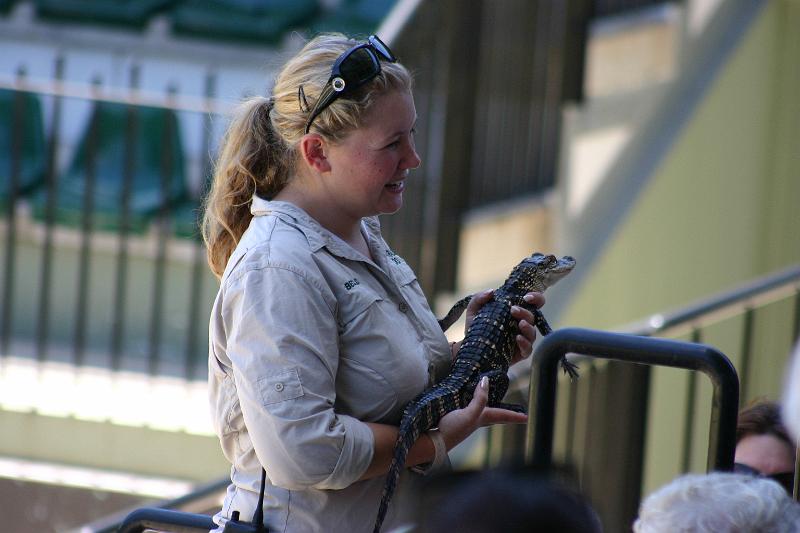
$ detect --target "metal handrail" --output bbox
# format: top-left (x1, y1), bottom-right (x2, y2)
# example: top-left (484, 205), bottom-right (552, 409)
top-left (117, 507), bottom-right (215, 533)
top-left (623, 264), bottom-right (800, 337)
top-left (525, 328), bottom-right (739, 472)
top-left (85, 476), bottom-right (228, 533)
top-left (0, 73), bottom-right (235, 116)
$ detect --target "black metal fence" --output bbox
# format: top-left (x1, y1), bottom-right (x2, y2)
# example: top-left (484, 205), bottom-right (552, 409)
top-left (0, 0), bottom-right (584, 376)
top-left (0, 0), bottom-right (676, 379)
top-left (0, 65), bottom-right (225, 379)
top-left (515, 265), bottom-right (800, 531)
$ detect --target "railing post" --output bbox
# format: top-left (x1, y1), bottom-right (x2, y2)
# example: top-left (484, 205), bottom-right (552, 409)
top-left (35, 55), bottom-right (64, 362)
top-left (0, 67), bottom-right (26, 357)
top-left (526, 328), bottom-right (739, 473)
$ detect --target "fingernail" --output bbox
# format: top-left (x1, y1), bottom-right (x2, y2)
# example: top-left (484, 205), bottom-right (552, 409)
top-left (511, 306), bottom-right (520, 313)
top-left (524, 294), bottom-right (535, 303)
top-left (481, 376), bottom-right (488, 389)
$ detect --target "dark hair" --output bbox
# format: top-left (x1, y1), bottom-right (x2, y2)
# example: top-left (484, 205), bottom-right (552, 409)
top-left (736, 399), bottom-right (793, 447)
top-left (416, 467), bottom-right (601, 533)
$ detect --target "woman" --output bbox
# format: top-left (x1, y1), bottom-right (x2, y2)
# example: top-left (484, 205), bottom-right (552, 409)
top-left (734, 399), bottom-right (796, 493)
top-left (202, 33), bottom-right (545, 532)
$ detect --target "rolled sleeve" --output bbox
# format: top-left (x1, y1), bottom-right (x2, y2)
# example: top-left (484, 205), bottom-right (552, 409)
top-left (320, 413), bottom-right (374, 489)
top-left (223, 262), bottom-right (374, 491)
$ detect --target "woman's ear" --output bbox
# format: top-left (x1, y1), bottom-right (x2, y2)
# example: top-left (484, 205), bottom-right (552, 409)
top-left (299, 134), bottom-right (331, 173)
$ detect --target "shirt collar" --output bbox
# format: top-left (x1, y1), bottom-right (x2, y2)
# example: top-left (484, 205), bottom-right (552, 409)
top-left (250, 195), bottom-right (381, 262)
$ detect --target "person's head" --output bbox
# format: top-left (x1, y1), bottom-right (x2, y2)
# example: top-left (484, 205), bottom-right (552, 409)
top-left (416, 468), bottom-right (601, 533)
top-left (202, 33), bottom-right (415, 278)
top-left (633, 472), bottom-right (800, 533)
top-left (735, 399), bottom-right (796, 493)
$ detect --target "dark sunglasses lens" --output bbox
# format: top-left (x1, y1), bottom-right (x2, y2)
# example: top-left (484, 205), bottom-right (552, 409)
top-left (369, 35), bottom-right (395, 61)
top-left (340, 48), bottom-right (380, 85)
top-left (733, 463), bottom-right (760, 476)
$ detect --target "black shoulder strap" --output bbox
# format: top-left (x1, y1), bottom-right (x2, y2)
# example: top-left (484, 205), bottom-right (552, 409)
top-left (222, 468), bottom-right (268, 532)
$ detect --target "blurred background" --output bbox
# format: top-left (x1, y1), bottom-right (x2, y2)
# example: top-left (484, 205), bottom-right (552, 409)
top-left (0, 0), bottom-right (798, 531)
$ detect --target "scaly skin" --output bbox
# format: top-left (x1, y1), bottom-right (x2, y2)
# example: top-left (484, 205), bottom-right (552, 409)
top-left (372, 253), bottom-right (577, 533)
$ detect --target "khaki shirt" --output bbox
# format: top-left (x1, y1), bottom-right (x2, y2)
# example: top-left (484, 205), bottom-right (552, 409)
top-left (208, 198), bottom-right (452, 533)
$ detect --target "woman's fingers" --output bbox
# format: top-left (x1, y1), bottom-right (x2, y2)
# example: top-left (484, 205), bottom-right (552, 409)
top-left (481, 407), bottom-right (528, 425)
top-left (523, 292), bottom-right (545, 308)
top-left (467, 290), bottom-right (494, 313)
top-left (509, 292), bottom-right (545, 364)
top-left (438, 375), bottom-right (528, 450)
top-left (516, 320), bottom-right (535, 356)
top-left (464, 290), bottom-right (494, 332)
top-left (467, 376), bottom-right (489, 413)
top-left (470, 377), bottom-right (527, 425)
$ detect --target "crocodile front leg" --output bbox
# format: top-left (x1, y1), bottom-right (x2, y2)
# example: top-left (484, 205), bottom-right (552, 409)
top-left (519, 302), bottom-right (579, 379)
top-left (437, 295), bottom-right (473, 332)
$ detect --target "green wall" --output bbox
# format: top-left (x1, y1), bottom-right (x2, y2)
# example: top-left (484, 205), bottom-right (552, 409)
top-left (562, 1), bottom-right (799, 332)
top-left (558, 0), bottom-right (800, 496)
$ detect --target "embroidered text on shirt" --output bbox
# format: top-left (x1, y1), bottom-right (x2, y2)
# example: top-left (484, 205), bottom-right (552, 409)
top-left (386, 249), bottom-right (404, 265)
top-left (344, 278), bottom-right (361, 291)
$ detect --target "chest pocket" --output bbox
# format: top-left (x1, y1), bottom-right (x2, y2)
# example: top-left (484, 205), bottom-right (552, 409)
top-left (337, 284), bottom-right (384, 328)
top-left (390, 259), bottom-right (417, 287)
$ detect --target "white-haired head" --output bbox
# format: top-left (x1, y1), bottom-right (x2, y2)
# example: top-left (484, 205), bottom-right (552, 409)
top-left (633, 472), bottom-right (800, 533)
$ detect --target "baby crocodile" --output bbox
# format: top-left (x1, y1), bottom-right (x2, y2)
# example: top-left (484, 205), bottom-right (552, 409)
top-left (373, 253), bottom-right (577, 533)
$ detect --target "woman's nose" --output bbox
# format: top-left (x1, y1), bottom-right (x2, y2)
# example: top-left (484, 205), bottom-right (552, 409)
top-left (404, 145), bottom-right (421, 170)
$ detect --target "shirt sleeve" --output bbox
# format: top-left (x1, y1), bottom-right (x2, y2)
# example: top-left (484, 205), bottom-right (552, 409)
top-left (222, 263), bottom-right (375, 491)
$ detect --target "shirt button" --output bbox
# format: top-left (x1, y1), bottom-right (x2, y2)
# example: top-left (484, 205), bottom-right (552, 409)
top-left (274, 383), bottom-right (284, 392)
top-left (398, 302), bottom-right (409, 313)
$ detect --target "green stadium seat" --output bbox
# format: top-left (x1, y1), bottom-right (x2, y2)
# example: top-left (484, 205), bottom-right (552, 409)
top-left (34, 0), bottom-right (176, 29)
top-left (171, 0), bottom-right (319, 45)
top-left (172, 171), bottom-right (211, 240)
top-left (30, 102), bottom-right (187, 233)
top-left (171, 199), bottom-right (203, 240)
top-left (310, 0), bottom-right (398, 37)
top-left (0, 0), bottom-right (18, 14)
top-left (0, 89), bottom-right (46, 208)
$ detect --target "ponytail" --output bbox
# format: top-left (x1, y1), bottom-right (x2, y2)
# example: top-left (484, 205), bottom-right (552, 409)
top-left (202, 96), bottom-right (292, 278)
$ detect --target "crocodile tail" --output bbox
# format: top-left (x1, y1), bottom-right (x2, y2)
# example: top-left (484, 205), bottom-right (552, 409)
top-left (373, 407), bottom-right (423, 533)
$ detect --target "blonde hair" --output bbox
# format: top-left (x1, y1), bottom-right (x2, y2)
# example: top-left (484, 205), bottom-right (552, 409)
top-left (202, 33), bottom-right (412, 278)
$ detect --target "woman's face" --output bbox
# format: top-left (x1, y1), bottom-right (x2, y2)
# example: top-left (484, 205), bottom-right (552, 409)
top-left (735, 433), bottom-right (795, 476)
top-left (323, 89), bottom-right (421, 222)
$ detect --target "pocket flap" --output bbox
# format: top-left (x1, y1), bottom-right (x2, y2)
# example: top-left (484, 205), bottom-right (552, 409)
top-left (258, 368), bottom-right (304, 405)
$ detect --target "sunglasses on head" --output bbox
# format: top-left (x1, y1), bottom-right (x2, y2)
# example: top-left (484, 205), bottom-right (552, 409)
top-left (733, 462), bottom-right (795, 494)
top-left (303, 35), bottom-right (397, 134)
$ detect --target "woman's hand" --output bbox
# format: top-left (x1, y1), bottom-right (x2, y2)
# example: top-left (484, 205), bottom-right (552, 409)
top-left (361, 376), bottom-right (527, 480)
top-left (437, 376), bottom-right (528, 449)
top-left (509, 292), bottom-right (545, 365)
top-left (463, 289), bottom-right (494, 333)
top-left (457, 290), bottom-right (545, 366)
